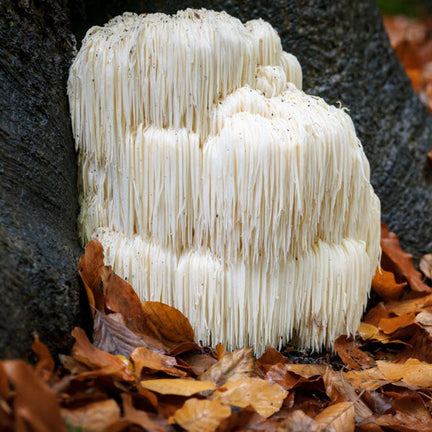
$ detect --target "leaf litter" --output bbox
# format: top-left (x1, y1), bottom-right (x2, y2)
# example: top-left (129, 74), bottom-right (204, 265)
top-left (0, 225), bottom-right (431, 431)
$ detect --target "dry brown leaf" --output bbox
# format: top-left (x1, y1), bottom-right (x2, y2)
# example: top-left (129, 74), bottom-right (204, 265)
top-left (199, 347), bottom-right (254, 386)
top-left (363, 302), bottom-right (391, 326)
top-left (282, 363), bottom-right (327, 378)
top-left (32, 334), bottom-right (55, 380)
top-left (315, 402), bottom-right (355, 432)
top-left (0, 362), bottom-right (9, 399)
top-left (428, 149), bottom-right (432, 163)
top-left (78, 238), bottom-right (105, 313)
top-left (377, 358), bottom-right (432, 387)
top-left (71, 327), bottom-right (133, 382)
top-left (141, 302), bottom-right (200, 355)
top-left (323, 368), bottom-right (373, 423)
top-left (131, 347), bottom-right (186, 378)
top-left (334, 336), bottom-right (376, 370)
top-left (420, 254), bottom-right (432, 279)
top-left (121, 393), bottom-right (165, 432)
top-left (212, 377), bottom-right (287, 418)
top-left (381, 224), bottom-right (430, 293)
top-left (357, 323), bottom-right (392, 343)
top-left (343, 367), bottom-right (388, 392)
top-left (378, 312), bottom-right (416, 334)
top-left (277, 409), bottom-right (321, 432)
top-left (140, 378), bottom-right (216, 396)
top-left (215, 343), bottom-right (226, 360)
top-left (386, 293), bottom-right (432, 315)
top-left (180, 352), bottom-right (217, 376)
top-left (363, 411), bottom-right (432, 432)
top-left (3, 360), bottom-right (66, 432)
top-left (61, 399), bottom-right (120, 432)
top-left (266, 363), bottom-right (309, 390)
top-left (372, 268), bottom-right (407, 300)
top-left (169, 398), bottom-right (231, 432)
top-left (93, 310), bottom-right (150, 357)
top-left (391, 391), bottom-right (431, 423)
top-left (257, 347), bottom-right (291, 367)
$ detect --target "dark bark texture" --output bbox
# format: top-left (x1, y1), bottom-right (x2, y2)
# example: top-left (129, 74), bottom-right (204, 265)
top-left (70, 0), bottom-right (432, 260)
top-left (0, 0), bottom-right (431, 358)
top-left (0, 0), bottom-right (84, 359)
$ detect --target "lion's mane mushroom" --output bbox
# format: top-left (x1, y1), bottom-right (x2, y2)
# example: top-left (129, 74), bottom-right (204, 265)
top-left (68, 9), bottom-right (380, 353)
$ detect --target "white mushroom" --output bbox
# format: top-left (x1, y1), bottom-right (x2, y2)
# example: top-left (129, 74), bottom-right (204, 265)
top-left (68, 8), bottom-right (380, 354)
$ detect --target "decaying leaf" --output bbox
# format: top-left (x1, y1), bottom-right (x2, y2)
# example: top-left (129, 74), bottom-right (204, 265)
top-left (199, 348), bottom-right (254, 386)
top-left (420, 254), bottom-right (432, 279)
top-left (3, 360), bottom-right (66, 432)
top-left (131, 347), bottom-right (186, 378)
top-left (71, 327), bottom-right (133, 382)
top-left (282, 363), bottom-right (327, 378)
top-left (334, 336), bottom-right (375, 370)
top-left (315, 402), bottom-right (355, 432)
top-left (277, 409), bottom-right (322, 432)
top-left (212, 377), bottom-right (287, 418)
top-left (141, 302), bottom-right (200, 355)
top-left (140, 378), bottom-right (216, 396)
top-left (61, 399), bottom-right (120, 432)
top-left (78, 238), bottom-right (106, 313)
top-left (372, 268), bottom-right (407, 300)
top-left (169, 398), bottom-right (231, 432)
top-left (31, 334), bottom-right (55, 380)
top-left (93, 310), bottom-right (150, 357)
top-left (378, 312), bottom-right (416, 334)
top-left (362, 411), bottom-right (432, 432)
top-left (343, 367), bottom-right (388, 392)
top-left (381, 224), bottom-right (430, 293)
top-left (386, 293), bottom-right (432, 315)
top-left (377, 358), bottom-right (432, 387)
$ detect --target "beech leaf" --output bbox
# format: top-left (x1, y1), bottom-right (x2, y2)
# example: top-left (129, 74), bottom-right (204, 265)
top-left (71, 327), bottom-right (134, 382)
top-left (334, 335), bottom-right (376, 370)
top-left (315, 402), bottom-right (355, 432)
top-left (61, 399), bottom-right (120, 432)
top-left (420, 254), bottom-right (432, 279)
top-left (276, 409), bottom-right (321, 432)
top-left (131, 347), bottom-right (186, 377)
top-left (212, 377), bottom-right (287, 418)
top-left (169, 398), bottom-right (231, 432)
top-left (372, 268), bottom-right (407, 300)
top-left (381, 224), bottom-right (430, 293)
top-left (377, 358), bottom-right (432, 387)
top-left (378, 312), bottom-right (416, 334)
top-left (199, 348), bottom-right (254, 386)
top-left (140, 378), bottom-right (216, 396)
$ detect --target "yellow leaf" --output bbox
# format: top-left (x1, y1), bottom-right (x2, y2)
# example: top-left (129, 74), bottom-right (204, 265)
top-left (315, 402), bottom-right (355, 432)
top-left (212, 377), bottom-right (287, 418)
top-left (377, 358), bottom-right (432, 387)
top-left (169, 398), bottom-right (231, 432)
top-left (140, 378), bottom-right (216, 396)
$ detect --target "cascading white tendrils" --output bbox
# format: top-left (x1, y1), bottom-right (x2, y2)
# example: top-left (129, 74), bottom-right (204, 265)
top-left (68, 8), bottom-right (380, 354)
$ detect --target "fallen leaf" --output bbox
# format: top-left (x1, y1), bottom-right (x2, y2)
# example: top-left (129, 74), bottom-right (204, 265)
top-left (381, 224), bottom-right (430, 292)
top-left (390, 391), bottom-right (431, 423)
top-left (414, 309), bottom-right (432, 326)
top-left (141, 302), bottom-right (200, 355)
top-left (428, 149), bottom-right (432, 163)
top-left (3, 360), bottom-right (66, 432)
top-left (394, 327), bottom-right (432, 363)
top-left (180, 352), bottom-right (217, 376)
top-left (131, 347), bottom-right (186, 377)
top-left (257, 347), bottom-right (291, 367)
top-left (71, 327), bottom-right (133, 381)
top-left (343, 367), bottom-right (388, 392)
top-left (199, 348), bottom-right (254, 386)
top-left (217, 406), bottom-right (259, 432)
top-left (372, 268), bottom-right (407, 300)
top-left (140, 378), bottom-right (216, 396)
top-left (212, 377), bottom-right (287, 418)
top-left (323, 368), bottom-right (373, 423)
top-left (0, 362), bottom-right (9, 399)
top-left (377, 358), bottom-right (432, 387)
top-left (362, 412), bottom-right (432, 432)
top-left (93, 310), bottom-right (151, 357)
top-left (386, 293), bottom-right (432, 315)
top-left (59, 354), bottom-right (90, 374)
top-left (378, 312), bottom-right (416, 334)
top-left (357, 323), bottom-right (391, 343)
top-left (78, 238), bottom-right (106, 313)
top-left (315, 402), bottom-right (355, 432)
top-left (420, 254), bottom-right (432, 279)
top-left (266, 363), bottom-right (310, 390)
top-left (32, 334), bottom-right (55, 380)
top-left (277, 409), bottom-right (321, 432)
top-left (334, 335), bottom-right (376, 370)
top-left (282, 363), bottom-right (327, 378)
top-left (169, 398), bottom-right (231, 432)
top-left (121, 393), bottom-right (165, 432)
top-left (363, 303), bottom-right (391, 326)
top-left (61, 399), bottom-right (120, 432)
top-left (215, 343), bottom-right (226, 360)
